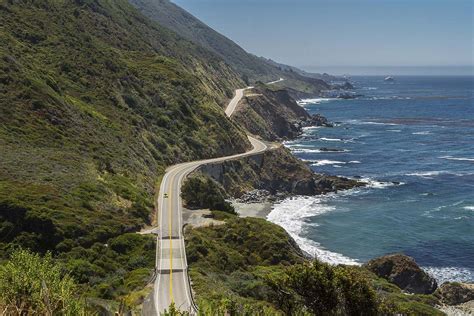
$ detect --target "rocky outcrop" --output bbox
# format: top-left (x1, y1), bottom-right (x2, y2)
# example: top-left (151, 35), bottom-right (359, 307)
top-left (233, 84), bottom-right (332, 141)
top-left (319, 148), bottom-right (346, 152)
top-left (364, 253), bottom-right (437, 294)
top-left (308, 114), bottom-right (333, 127)
top-left (195, 146), bottom-right (364, 199)
top-left (237, 189), bottom-right (272, 203)
top-left (436, 282), bottom-right (474, 305)
top-left (331, 81), bottom-right (354, 90)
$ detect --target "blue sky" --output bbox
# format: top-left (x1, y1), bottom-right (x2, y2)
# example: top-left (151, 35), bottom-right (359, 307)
top-left (173, 0), bottom-right (473, 75)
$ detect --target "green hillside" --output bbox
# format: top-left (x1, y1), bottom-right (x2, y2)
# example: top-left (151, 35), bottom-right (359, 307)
top-left (129, 0), bottom-right (331, 94)
top-left (129, 0), bottom-right (279, 83)
top-left (0, 0), bottom-right (251, 300)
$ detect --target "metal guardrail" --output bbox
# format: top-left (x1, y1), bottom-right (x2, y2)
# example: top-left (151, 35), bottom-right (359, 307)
top-left (181, 223), bottom-right (199, 314)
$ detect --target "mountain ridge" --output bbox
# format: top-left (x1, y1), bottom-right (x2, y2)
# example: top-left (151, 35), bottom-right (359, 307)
top-left (128, 0), bottom-right (332, 95)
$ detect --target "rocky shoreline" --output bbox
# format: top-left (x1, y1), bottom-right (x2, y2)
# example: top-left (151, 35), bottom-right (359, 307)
top-left (185, 83), bottom-right (474, 315)
top-left (195, 84), bottom-right (369, 213)
top-left (230, 88), bottom-right (473, 314)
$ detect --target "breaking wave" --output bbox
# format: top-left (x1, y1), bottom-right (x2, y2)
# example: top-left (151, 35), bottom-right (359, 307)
top-left (425, 266), bottom-right (474, 284)
top-left (297, 98), bottom-right (337, 106)
top-left (440, 156), bottom-right (474, 162)
top-left (267, 196), bottom-right (360, 265)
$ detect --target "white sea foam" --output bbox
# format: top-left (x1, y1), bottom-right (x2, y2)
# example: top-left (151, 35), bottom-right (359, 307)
top-left (297, 98), bottom-right (336, 106)
top-left (290, 148), bottom-right (326, 154)
top-left (423, 200), bottom-right (468, 218)
top-left (464, 206), bottom-right (474, 211)
top-left (440, 156), bottom-right (474, 162)
top-left (407, 171), bottom-right (444, 178)
top-left (319, 137), bottom-right (354, 143)
top-left (267, 177), bottom-right (404, 266)
top-left (368, 96), bottom-right (412, 100)
top-left (319, 137), bottom-right (343, 142)
top-left (357, 177), bottom-right (402, 189)
top-left (267, 196), bottom-right (360, 265)
top-left (311, 160), bottom-right (346, 166)
top-left (412, 131), bottom-right (432, 135)
top-left (284, 143), bottom-right (309, 148)
top-left (347, 119), bottom-right (399, 126)
top-left (302, 126), bottom-right (323, 131)
top-left (388, 129), bottom-right (402, 132)
top-left (364, 121), bottom-right (400, 126)
top-left (310, 160), bottom-right (361, 166)
top-left (424, 266), bottom-right (474, 284)
top-left (367, 181), bottom-right (397, 189)
top-left (297, 150), bottom-right (351, 159)
top-left (407, 170), bottom-right (474, 178)
top-left (333, 176), bottom-right (402, 190)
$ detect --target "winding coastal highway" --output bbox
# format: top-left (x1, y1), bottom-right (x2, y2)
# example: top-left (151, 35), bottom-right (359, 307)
top-left (225, 78), bottom-right (282, 117)
top-left (149, 80), bottom-right (282, 315)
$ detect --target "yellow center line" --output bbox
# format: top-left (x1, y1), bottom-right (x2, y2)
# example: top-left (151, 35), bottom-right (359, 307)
top-left (168, 177), bottom-right (174, 304)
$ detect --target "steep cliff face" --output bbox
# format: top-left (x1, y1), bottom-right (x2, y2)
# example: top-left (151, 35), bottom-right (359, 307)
top-left (196, 147), bottom-right (363, 198)
top-left (233, 84), bottom-right (332, 141)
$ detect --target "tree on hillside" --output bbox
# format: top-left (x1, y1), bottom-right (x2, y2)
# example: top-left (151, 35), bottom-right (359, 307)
top-left (265, 260), bottom-right (378, 315)
top-left (181, 175), bottom-right (235, 214)
top-left (0, 249), bottom-right (85, 315)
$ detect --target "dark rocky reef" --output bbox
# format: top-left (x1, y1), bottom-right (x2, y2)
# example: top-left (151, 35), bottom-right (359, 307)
top-left (336, 92), bottom-right (363, 99)
top-left (195, 147), bottom-right (364, 199)
top-left (307, 114), bottom-right (333, 127)
top-left (321, 90), bottom-right (363, 100)
top-left (364, 253), bottom-right (437, 294)
top-left (319, 147), bottom-right (346, 152)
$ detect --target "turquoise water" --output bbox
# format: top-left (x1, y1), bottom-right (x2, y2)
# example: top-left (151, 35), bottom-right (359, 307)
top-left (268, 76), bottom-right (474, 283)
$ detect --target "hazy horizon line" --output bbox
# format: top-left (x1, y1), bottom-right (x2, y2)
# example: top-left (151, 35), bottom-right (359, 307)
top-left (299, 65), bottom-right (474, 76)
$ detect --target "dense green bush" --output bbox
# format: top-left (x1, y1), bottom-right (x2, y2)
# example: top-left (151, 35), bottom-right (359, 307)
top-left (0, 200), bottom-right (61, 253)
top-left (265, 261), bottom-right (378, 315)
top-left (182, 175), bottom-right (235, 213)
top-left (59, 233), bottom-right (155, 302)
top-left (0, 249), bottom-right (86, 315)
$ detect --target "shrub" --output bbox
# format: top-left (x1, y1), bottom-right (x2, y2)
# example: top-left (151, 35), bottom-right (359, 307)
top-left (335, 266), bottom-right (378, 316)
top-left (181, 175), bottom-right (235, 214)
top-left (109, 233), bottom-right (144, 254)
top-left (0, 248), bottom-right (85, 315)
top-left (265, 261), bottom-right (378, 315)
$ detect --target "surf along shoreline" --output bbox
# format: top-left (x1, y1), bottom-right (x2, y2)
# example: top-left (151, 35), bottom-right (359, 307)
top-left (233, 90), bottom-right (470, 287)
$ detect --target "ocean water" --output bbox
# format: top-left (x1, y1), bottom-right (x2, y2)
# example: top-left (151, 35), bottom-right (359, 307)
top-left (268, 76), bottom-right (474, 284)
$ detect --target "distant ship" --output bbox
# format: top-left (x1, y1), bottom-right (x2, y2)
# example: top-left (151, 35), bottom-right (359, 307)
top-left (384, 76), bottom-right (395, 82)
